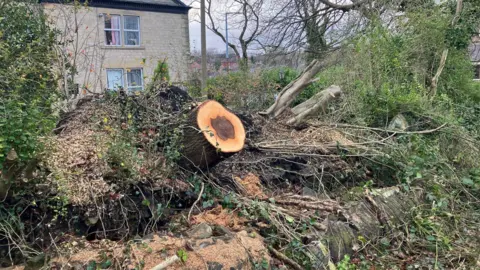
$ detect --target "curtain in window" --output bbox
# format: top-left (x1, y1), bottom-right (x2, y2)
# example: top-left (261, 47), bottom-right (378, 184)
top-left (105, 15), bottom-right (121, 46)
top-left (111, 16), bottom-right (120, 45)
top-left (124, 16), bottom-right (140, 46)
top-left (127, 69), bottom-right (143, 91)
top-left (124, 16), bottom-right (139, 30)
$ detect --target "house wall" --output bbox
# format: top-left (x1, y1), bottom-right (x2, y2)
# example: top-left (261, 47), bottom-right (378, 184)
top-left (43, 3), bottom-right (190, 94)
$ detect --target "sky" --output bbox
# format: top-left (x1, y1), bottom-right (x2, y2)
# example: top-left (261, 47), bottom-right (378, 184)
top-left (187, 2), bottom-right (243, 55)
top-left (189, 20), bottom-right (228, 54)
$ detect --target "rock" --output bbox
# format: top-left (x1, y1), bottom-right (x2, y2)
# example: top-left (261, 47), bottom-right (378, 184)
top-left (186, 223), bottom-right (213, 239)
top-left (212, 225), bottom-right (233, 237)
top-left (388, 114), bottom-right (408, 131)
top-left (142, 233), bottom-right (154, 241)
top-left (302, 186), bottom-right (318, 197)
top-left (207, 261), bottom-right (246, 270)
top-left (25, 252), bottom-right (46, 270)
top-left (85, 216), bottom-right (98, 226)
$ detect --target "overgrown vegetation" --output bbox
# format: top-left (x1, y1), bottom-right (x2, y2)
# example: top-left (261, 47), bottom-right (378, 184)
top-left (0, 0), bottom-right (58, 167)
top-left (1, 0), bottom-right (480, 269)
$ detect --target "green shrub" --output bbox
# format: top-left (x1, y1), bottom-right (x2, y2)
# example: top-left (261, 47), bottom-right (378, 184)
top-left (205, 70), bottom-right (281, 111)
top-left (0, 0), bottom-right (58, 168)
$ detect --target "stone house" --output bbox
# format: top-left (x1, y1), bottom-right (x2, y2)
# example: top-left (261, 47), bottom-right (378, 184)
top-left (470, 34), bottom-right (480, 81)
top-left (41, 0), bottom-right (190, 94)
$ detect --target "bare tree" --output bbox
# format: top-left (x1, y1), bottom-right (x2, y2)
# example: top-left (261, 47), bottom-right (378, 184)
top-left (203, 0), bottom-right (267, 69)
top-left (258, 0), bottom-right (374, 61)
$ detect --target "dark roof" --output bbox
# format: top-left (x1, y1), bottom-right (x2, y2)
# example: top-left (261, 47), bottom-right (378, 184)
top-left (113, 0), bottom-right (187, 7)
top-left (41, 0), bottom-right (190, 14)
top-left (469, 43), bottom-right (480, 62)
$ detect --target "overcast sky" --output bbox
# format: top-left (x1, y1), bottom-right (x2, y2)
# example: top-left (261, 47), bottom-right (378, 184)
top-left (187, 3), bottom-right (243, 55)
top-left (189, 20), bottom-right (228, 54)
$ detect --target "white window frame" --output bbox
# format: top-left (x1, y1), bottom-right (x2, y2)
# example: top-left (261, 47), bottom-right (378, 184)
top-left (106, 69), bottom-right (125, 90)
top-left (104, 14), bottom-right (122, 47)
top-left (474, 63), bottom-right (480, 81)
top-left (123, 16), bottom-right (141, 47)
top-left (126, 68), bottom-right (144, 92)
top-left (103, 14), bottom-right (141, 46)
top-left (106, 68), bottom-right (144, 92)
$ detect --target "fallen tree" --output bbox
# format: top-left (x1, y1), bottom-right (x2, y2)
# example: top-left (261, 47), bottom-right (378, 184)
top-left (261, 52), bottom-right (339, 119)
top-left (286, 85), bottom-right (342, 126)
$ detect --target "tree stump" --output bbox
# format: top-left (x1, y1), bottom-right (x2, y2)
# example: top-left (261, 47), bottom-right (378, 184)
top-left (180, 100), bottom-right (246, 169)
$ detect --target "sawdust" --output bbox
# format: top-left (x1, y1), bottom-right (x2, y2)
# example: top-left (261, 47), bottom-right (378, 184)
top-left (191, 205), bottom-right (248, 231)
top-left (235, 173), bottom-right (267, 199)
top-left (50, 231), bottom-right (269, 270)
top-left (129, 235), bottom-right (185, 269)
top-left (182, 232), bottom-right (269, 270)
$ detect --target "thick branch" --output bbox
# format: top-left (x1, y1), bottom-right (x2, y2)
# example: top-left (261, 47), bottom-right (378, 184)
top-left (317, 0), bottom-right (369, 11)
top-left (287, 85), bottom-right (342, 126)
top-left (261, 51), bottom-right (339, 119)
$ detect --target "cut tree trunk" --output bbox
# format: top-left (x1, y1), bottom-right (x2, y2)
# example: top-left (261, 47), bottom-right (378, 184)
top-left (287, 85), bottom-right (342, 126)
top-left (309, 186), bottom-right (422, 267)
top-left (261, 53), bottom-right (339, 119)
top-left (180, 100), bottom-right (246, 169)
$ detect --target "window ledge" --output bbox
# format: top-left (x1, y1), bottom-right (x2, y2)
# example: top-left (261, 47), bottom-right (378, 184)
top-left (101, 46), bottom-right (145, 50)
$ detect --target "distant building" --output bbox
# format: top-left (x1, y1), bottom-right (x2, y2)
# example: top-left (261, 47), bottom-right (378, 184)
top-left (42, 0), bottom-right (190, 94)
top-left (470, 43), bottom-right (480, 81)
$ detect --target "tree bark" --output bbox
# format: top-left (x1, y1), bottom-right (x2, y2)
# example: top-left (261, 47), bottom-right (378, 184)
top-left (310, 186), bottom-right (421, 266)
top-left (180, 100), bottom-right (246, 169)
top-left (261, 55), bottom-right (338, 119)
top-left (287, 85), bottom-right (342, 126)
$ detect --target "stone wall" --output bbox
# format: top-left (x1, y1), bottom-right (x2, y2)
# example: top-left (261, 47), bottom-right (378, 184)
top-left (43, 3), bottom-right (190, 94)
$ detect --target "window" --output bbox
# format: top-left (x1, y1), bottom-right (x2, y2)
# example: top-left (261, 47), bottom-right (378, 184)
top-left (104, 15), bottom-right (140, 46)
top-left (124, 16), bottom-right (140, 46)
top-left (104, 15), bottom-right (121, 46)
top-left (127, 69), bottom-right (144, 91)
top-left (475, 64), bottom-right (480, 80)
top-left (106, 69), bottom-right (124, 90)
top-left (106, 68), bottom-right (144, 92)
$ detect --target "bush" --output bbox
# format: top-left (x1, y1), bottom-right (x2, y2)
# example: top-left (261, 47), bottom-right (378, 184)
top-left (205, 69), bottom-right (298, 111)
top-left (0, 0), bottom-right (58, 168)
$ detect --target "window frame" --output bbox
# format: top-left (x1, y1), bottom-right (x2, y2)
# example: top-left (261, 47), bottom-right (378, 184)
top-left (474, 64), bottom-right (480, 81)
top-left (104, 14), bottom-right (123, 47)
top-left (123, 15), bottom-right (141, 47)
top-left (106, 68), bottom-right (144, 92)
top-left (106, 68), bottom-right (125, 90)
top-left (126, 68), bottom-right (144, 92)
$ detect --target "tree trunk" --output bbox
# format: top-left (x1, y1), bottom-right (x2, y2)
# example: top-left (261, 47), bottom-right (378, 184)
top-left (310, 186), bottom-right (421, 267)
top-left (180, 100), bottom-right (246, 169)
top-left (287, 85), bottom-right (342, 126)
top-left (261, 55), bottom-right (338, 119)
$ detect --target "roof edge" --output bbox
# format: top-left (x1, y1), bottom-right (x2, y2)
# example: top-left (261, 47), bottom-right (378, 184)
top-left (40, 0), bottom-right (191, 14)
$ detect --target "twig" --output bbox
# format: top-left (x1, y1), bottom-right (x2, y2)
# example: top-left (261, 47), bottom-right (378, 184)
top-left (268, 246), bottom-right (304, 270)
top-left (188, 182), bottom-right (204, 225)
top-left (149, 255), bottom-right (180, 270)
top-left (311, 122), bottom-right (448, 135)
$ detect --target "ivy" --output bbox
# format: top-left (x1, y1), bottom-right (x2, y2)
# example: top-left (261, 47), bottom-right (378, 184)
top-left (0, 0), bottom-right (58, 168)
